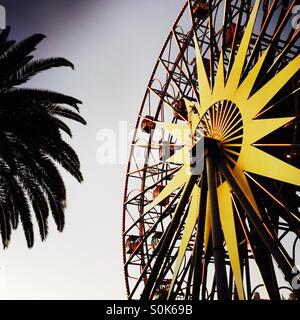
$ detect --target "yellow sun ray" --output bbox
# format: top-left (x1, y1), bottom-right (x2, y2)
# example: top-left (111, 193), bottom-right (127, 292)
top-left (235, 47), bottom-right (270, 102)
top-left (147, 166), bottom-right (189, 210)
top-left (245, 117), bottom-right (295, 145)
top-left (226, 0), bottom-right (261, 95)
top-left (213, 50), bottom-right (225, 97)
top-left (168, 185), bottom-right (200, 297)
top-left (184, 98), bottom-right (198, 114)
top-left (217, 182), bottom-right (245, 300)
top-left (189, 112), bottom-right (201, 135)
top-left (231, 165), bottom-right (261, 217)
top-left (240, 146), bottom-right (300, 186)
top-left (243, 53), bottom-right (300, 120)
top-left (194, 36), bottom-right (212, 112)
top-left (166, 147), bottom-right (190, 165)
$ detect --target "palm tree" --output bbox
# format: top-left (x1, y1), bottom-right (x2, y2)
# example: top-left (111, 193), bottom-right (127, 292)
top-left (0, 27), bottom-right (86, 249)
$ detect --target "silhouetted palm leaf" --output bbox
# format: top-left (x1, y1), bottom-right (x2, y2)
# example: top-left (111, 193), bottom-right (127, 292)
top-left (5, 57), bottom-right (75, 87)
top-left (0, 27), bottom-right (85, 248)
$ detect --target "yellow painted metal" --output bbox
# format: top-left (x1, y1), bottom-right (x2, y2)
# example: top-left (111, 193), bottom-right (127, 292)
top-left (235, 47), bottom-right (270, 101)
top-left (240, 146), bottom-right (300, 186)
top-left (194, 35), bottom-right (211, 110)
top-left (225, 0), bottom-right (261, 96)
top-left (155, 106), bottom-right (201, 166)
top-left (231, 165), bottom-right (261, 218)
top-left (212, 50), bottom-right (225, 97)
top-left (217, 182), bottom-right (245, 300)
top-left (166, 147), bottom-right (190, 165)
top-left (148, 166), bottom-right (188, 210)
top-left (245, 117), bottom-right (295, 145)
top-left (242, 53), bottom-right (300, 120)
top-left (168, 184), bottom-right (201, 298)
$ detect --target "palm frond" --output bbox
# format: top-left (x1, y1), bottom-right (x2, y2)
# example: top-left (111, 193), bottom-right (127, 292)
top-left (0, 88), bottom-right (82, 111)
top-left (0, 27), bottom-right (14, 56)
top-left (7, 194), bottom-right (18, 230)
top-left (0, 40), bottom-right (16, 57)
top-left (47, 104), bottom-right (86, 124)
top-left (51, 116), bottom-right (73, 137)
top-left (41, 138), bottom-right (83, 182)
top-left (0, 204), bottom-right (11, 248)
top-left (0, 34), bottom-right (46, 79)
top-left (20, 176), bottom-right (49, 241)
top-left (4, 57), bottom-right (74, 87)
top-left (48, 194), bottom-right (65, 232)
top-left (10, 180), bottom-right (34, 248)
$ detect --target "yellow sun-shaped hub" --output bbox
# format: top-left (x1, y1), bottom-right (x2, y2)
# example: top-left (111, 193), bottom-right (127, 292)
top-left (148, 0), bottom-right (300, 300)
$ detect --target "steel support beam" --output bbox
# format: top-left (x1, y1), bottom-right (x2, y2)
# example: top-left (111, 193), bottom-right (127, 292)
top-left (206, 154), bottom-right (229, 300)
top-left (192, 173), bottom-right (208, 300)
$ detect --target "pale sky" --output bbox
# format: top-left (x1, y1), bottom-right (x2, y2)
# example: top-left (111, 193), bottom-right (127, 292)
top-left (0, 0), bottom-right (184, 299)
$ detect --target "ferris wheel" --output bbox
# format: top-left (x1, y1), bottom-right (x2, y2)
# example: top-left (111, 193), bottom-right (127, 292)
top-left (122, 0), bottom-right (300, 300)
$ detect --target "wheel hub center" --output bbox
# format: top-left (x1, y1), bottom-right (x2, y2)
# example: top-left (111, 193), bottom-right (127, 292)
top-left (197, 100), bottom-right (243, 168)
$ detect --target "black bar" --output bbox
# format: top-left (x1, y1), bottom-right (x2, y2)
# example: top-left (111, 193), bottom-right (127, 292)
top-left (244, 253), bottom-right (252, 300)
top-left (192, 173), bottom-right (208, 300)
top-left (206, 155), bottom-right (229, 300)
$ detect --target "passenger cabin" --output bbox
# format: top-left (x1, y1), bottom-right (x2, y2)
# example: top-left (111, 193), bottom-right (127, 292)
top-left (141, 116), bottom-right (156, 134)
top-left (151, 231), bottom-right (163, 251)
top-left (192, 0), bottom-right (209, 20)
top-left (288, 293), bottom-right (297, 300)
top-left (153, 185), bottom-right (169, 206)
top-left (153, 279), bottom-right (172, 300)
top-left (172, 98), bottom-right (188, 121)
top-left (225, 23), bottom-right (243, 47)
top-left (125, 235), bottom-right (140, 254)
